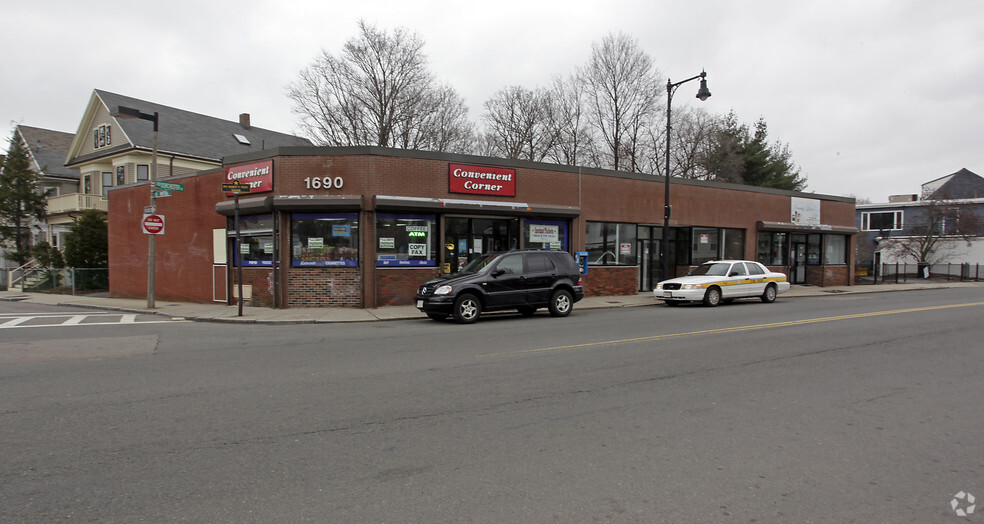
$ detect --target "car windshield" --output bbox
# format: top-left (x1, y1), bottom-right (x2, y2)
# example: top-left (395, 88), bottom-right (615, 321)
top-left (458, 253), bottom-right (501, 274)
top-left (690, 262), bottom-right (732, 277)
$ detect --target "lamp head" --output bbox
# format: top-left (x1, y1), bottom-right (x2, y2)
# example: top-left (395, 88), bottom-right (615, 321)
top-left (696, 76), bottom-right (711, 101)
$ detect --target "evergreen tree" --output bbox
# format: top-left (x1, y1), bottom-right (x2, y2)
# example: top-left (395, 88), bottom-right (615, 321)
top-left (63, 209), bottom-right (108, 268)
top-left (0, 131), bottom-right (50, 264)
top-left (706, 114), bottom-right (807, 191)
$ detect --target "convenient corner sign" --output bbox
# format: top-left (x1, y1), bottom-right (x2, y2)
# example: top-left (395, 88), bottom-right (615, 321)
top-left (449, 163), bottom-right (516, 197)
top-left (142, 213), bottom-right (165, 235)
top-left (155, 180), bottom-right (185, 192)
top-left (225, 160), bottom-right (273, 195)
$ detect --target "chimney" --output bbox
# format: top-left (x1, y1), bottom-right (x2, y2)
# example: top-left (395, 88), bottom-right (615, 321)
top-left (239, 113), bottom-right (251, 129)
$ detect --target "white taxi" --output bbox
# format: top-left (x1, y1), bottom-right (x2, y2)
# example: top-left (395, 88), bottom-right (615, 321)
top-left (654, 260), bottom-right (791, 307)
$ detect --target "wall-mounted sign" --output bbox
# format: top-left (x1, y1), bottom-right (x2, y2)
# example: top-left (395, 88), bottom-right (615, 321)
top-left (791, 197), bottom-right (821, 225)
top-left (225, 160), bottom-right (273, 195)
top-left (449, 163), bottom-right (516, 197)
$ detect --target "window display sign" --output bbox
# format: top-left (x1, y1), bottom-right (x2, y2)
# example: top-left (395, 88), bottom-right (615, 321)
top-left (226, 160), bottom-right (273, 195)
top-left (449, 163), bottom-right (516, 197)
top-left (375, 213), bottom-right (437, 266)
top-left (529, 224), bottom-right (559, 243)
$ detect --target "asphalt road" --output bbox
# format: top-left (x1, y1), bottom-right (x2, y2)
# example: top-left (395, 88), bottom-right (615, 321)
top-left (2, 288), bottom-right (983, 522)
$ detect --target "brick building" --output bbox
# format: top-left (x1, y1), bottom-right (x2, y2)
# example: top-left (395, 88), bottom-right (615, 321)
top-left (108, 146), bottom-right (857, 308)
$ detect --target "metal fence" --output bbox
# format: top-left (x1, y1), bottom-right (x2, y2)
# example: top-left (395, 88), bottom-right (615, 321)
top-left (859, 262), bottom-right (984, 284)
top-left (3, 268), bottom-right (109, 295)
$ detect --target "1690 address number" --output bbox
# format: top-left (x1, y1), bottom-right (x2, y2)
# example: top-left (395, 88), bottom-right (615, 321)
top-left (304, 176), bottom-right (344, 190)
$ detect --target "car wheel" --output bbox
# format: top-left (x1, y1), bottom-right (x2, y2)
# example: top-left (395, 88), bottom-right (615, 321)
top-left (452, 294), bottom-right (481, 324)
top-left (517, 306), bottom-right (537, 317)
top-left (548, 289), bottom-right (573, 317)
top-left (426, 313), bottom-right (447, 321)
top-left (761, 283), bottom-right (778, 303)
top-left (702, 287), bottom-right (722, 307)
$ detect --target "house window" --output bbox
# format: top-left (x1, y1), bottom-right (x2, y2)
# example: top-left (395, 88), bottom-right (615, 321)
top-left (101, 172), bottom-right (113, 194)
top-left (291, 213), bottom-right (359, 267)
top-left (116, 166), bottom-right (126, 186)
top-left (92, 124), bottom-right (111, 149)
top-left (137, 165), bottom-right (149, 181)
top-left (861, 210), bottom-right (903, 231)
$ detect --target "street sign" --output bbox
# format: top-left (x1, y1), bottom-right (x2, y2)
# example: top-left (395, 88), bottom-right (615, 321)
top-left (144, 205), bottom-right (156, 214)
top-left (142, 214), bottom-right (165, 235)
top-left (221, 181), bottom-right (252, 194)
top-left (153, 190), bottom-right (172, 198)
top-left (155, 180), bottom-right (185, 192)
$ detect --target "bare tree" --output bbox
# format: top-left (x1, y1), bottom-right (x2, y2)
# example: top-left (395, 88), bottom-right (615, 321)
top-left (578, 32), bottom-right (663, 172)
top-left (880, 198), bottom-right (983, 265)
top-left (286, 20), bottom-right (472, 152)
top-left (545, 74), bottom-right (596, 166)
top-left (481, 86), bottom-right (557, 161)
top-left (393, 84), bottom-right (475, 152)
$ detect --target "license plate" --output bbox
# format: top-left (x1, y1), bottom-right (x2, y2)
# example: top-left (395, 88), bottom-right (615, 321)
top-left (416, 300), bottom-right (424, 308)
top-left (663, 293), bottom-right (673, 298)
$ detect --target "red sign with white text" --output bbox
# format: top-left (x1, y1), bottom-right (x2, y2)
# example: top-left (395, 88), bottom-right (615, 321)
top-left (142, 214), bottom-right (165, 235)
top-left (449, 164), bottom-right (516, 197)
top-left (225, 160), bottom-right (273, 195)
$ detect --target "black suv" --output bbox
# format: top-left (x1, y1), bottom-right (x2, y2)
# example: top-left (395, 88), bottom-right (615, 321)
top-left (415, 250), bottom-right (585, 324)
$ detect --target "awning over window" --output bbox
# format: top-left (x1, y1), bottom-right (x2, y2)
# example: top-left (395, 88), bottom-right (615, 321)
top-left (373, 195), bottom-right (579, 217)
top-left (758, 221), bottom-right (858, 234)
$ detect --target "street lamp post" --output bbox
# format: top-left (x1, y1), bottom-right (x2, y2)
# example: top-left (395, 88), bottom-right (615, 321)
top-left (112, 106), bottom-right (159, 308)
top-left (661, 71), bottom-right (711, 282)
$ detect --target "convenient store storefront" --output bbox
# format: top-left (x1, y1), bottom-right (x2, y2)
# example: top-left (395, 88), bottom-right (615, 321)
top-left (107, 147), bottom-right (857, 308)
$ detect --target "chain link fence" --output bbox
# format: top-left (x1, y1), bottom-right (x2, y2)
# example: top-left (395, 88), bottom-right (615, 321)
top-left (3, 268), bottom-right (109, 295)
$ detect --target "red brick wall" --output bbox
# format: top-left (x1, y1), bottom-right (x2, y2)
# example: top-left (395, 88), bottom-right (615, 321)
top-left (232, 268), bottom-right (275, 307)
top-left (108, 170), bottom-right (226, 303)
top-left (287, 267), bottom-right (361, 307)
top-left (581, 266), bottom-right (637, 296)
top-left (376, 268), bottom-right (440, 306)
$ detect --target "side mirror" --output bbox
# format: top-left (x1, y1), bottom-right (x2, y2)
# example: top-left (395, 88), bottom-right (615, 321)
top-left (492, 268), bottom-right (506, 277)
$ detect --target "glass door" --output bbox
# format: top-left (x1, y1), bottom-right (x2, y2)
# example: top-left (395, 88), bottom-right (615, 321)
top-left (444, 216), bottom-right (519, 274)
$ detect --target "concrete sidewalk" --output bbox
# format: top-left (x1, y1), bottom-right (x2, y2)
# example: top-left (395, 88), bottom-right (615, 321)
top-left (1, 281), bottom-right (980, 324)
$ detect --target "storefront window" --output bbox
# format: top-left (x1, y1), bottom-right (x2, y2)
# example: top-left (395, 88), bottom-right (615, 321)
top-left (722, 228), bottom-right (745, 260)
top-left (291, 213), bottom-right (359, 267)
top-left (824, 235), bottom-right (848, 264)
top-left (229, 214), bottom-right (274, 267)
top-left (376, 213), bottom-right (437, 266)
top-left (807, 234), bottom-right (822, 265)
top-left (691, 228), bottom-right (719, 265)
top-left (757, 232), bottom-right (788, 266)
top-left (586, 222), bottom-right (637, 265)
top-left (524, 220), bottom-right (568, 251)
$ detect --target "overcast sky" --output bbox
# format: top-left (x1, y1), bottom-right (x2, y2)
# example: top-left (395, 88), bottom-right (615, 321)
top-left (3, 0), bottom-right (982, 202)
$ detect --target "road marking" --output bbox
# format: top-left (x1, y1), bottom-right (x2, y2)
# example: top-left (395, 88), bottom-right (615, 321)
top-left (0, 312), bottom-right (188, 329)
top-left (476, 301), bottom-right (984, 358)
